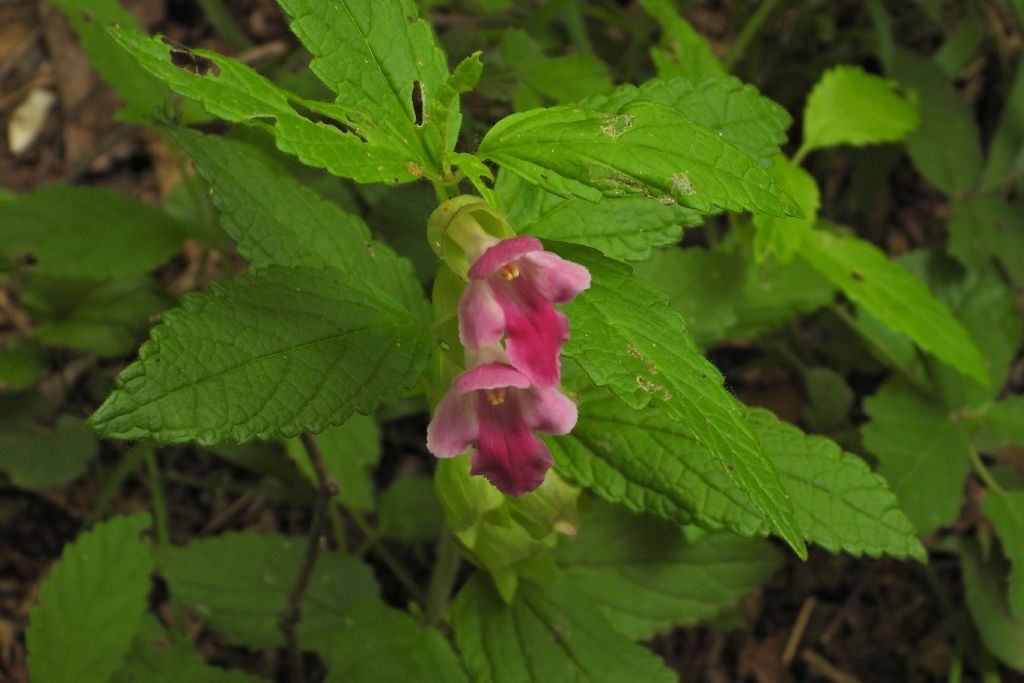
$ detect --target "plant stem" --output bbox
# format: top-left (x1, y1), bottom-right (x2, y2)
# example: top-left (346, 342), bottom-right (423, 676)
top-left (87, 444), bottom-right (150, 526)
top-left (791, 143), bottom-right (811, 167)
top-left (967, 444), bottom-right (1007, 495)
top-left (424, 530), bottom-right (461, 625)
top-left (828, 304), bottom-right (932, 395)
top-left (724, 0), bottom-right (782, 71)
top-left (143, 445), bottom-right (171, 549)
top-left (279, 433), bottom-right (339, 683)
top-left (348, 508), bottom-right (426, 604)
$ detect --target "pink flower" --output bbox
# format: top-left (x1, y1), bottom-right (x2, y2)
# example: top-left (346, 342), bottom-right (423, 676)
top-left (458, 236), bottom-right (590, 387)
top-left (426, 360), bottom-right (578, 496)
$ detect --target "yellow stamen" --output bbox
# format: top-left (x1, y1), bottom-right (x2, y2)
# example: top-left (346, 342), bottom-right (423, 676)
top-left (485, 388), bottom-right (506, 406)
top-left (502, 263), bottom-right (520, 281)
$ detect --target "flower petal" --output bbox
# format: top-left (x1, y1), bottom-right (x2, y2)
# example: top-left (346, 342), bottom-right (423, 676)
top-left (426, 390), bottom-right (478, 457)
top-left (521, 251), bottom-right (592, 304)
top-left (522, 386), bottom-right (578, 436)
top-left (471, 395), bottom-right (553, 496)
top-left (468, 236), bottom-right (544, 279)
top-left (494, 281), bottom-right (568, 387)
top-left (454, 362), bottom-right (532, 393)
top-left (459, 280), bottom-right (505, 349)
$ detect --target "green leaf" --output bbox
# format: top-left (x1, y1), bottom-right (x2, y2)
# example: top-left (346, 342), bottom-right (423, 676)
top-left (800, 65), bottom-right (918, 156)
top-left (752, 158), bottom-right (819, 262)
top-left (112, 615), bottom-right (267, 683)
top-left (23, 275), bottom-right (171, 358)
top-left (108, 28), bottom-right (424, 185)
top-left (990, 397), bottom-right (1024, 445)
top-left (553, 502), bottom-right (781, 639)
top-left (728, 252), bottom-right (835, 340)
top-left (633, 247), bottom-right (745, 346)
top-left (174, 129), bottom-right (428, 320)
top-left (378, 476), bottom-right (444, 543)
top-left (285, 414), bottom-right (379, 510)
top-left (861, 380), bottom-right (970, 534)
top-left (431, 52), bottom-right (484, 152)
top-left (984, 491), bottom-right (1024, 619)
top-left (499, 31), bottom-right (613, 106)
top-left (0, 413), bottom-right (98, 489)
top-left (747, 408), bottom-right (925, 561)
top-left (637, 0), bottom-right (725, 80)
top-left (581, 76), bottom-right (791, 161)
top-left (451, 575), bottom-right (677, 683)
top-left (497, 171), bottom-right (700, 262)
top-left (888, 47), bottom-right (983, 196)
top-left (479, 102), bottom-right (800, 217)
top-left (554, 245), bottom-right (806, 558)
top-left (323, 602), bottom-right (469, 683)
top-left (960, 539), bottom-right (1024, 672)
top-left (947, 197), bottom-right (1024, 288)
top-left (0, 185), bottom-right (184, 279)
top-left (276, 0), bottom-right (450, 131)
top-left (799, 229), bottom-right (988, 384)
top-left (552, 388), bottom-right (924, 559)
top-left (27, 514), bottom-right (153, 683)
top-left (90, 266), bottom-right (431, 445)
top-left (158, 531), bottom-right (378, 651)
top-left (0, 337), bottom-right (44, 390)
top-left (46, 0), bottom-right (191, 122)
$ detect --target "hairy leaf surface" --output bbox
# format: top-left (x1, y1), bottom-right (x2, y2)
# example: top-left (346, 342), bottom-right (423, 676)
top-left (90, 266), bottom-right (431, 445)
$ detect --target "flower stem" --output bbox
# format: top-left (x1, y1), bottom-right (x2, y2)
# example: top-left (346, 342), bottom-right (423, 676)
top-left (143, 445), bottom-right (170, 549)
top-left (348, 508), bottom-right (427, 605)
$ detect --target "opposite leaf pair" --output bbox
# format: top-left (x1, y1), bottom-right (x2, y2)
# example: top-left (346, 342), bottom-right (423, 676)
top-left (427, 233), bottom-right (591, 495)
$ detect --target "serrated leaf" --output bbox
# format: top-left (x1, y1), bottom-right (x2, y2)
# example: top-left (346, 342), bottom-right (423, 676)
top-left (158, 531), bottom-right (378, 651)
top-left (960, 539), bottom-right (1024, 672)
top-left (285, 414), bottom-right (379, 510)
top-left (990, 397), bottom-right (1024, 445)
top-left (581, 76), bottom-right (791, 161)
top-left (799, 229), bottom-right (988, 383)
top-left (747, 408), bottom-right (925, 560)
top-left (862, 380), bottom-right (970, 534)
top-left (553, 501), bottom-right (781, 639)
top-left (632, 247), bottom-right (745, 346)
top-left (174, 129), bottom-right (428, 320)
top-left (323, 602), bottom-right (469, 683)
top-left (0, 185), bottom-right (184, 279)
top-left (984, 491), bottom-right (1024, 619)
top-left (432, 52), bottom-right (483, 152)
top-left (112, 615), bottom-right (267, 683)
top-left (23, 275), bottom-right (171, 357)
top-left (637, 0), bottom-right (725, 80)
top-left (27, 514), bottom-right (153, 683)
top-left (108, 28), bottom-right (424, 185)
top-left (46, 0), bottom-right (194, 122)
top-left (801, 65), bottom-right (918, 155)
top-left (276, 0), bottom-right (448, 123)
top-left (551, 388), bottom-right (924, 559)
top-left (753, 158), bottom-right (819, 262)
top-left (90, 266), bottom-right (431, 445)
top-left (451, 575), bottom-right (676, 683)
top-left (888, 47), bottom-right (983, 196)
top-left (980, 61), bottom-right (1024, 191)
top-left (497, 171), bottom-right (700, 262)
top-left (554, 245), bottom-right (805, 558)
top-left (479, 102), bottom-right (799, 217)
